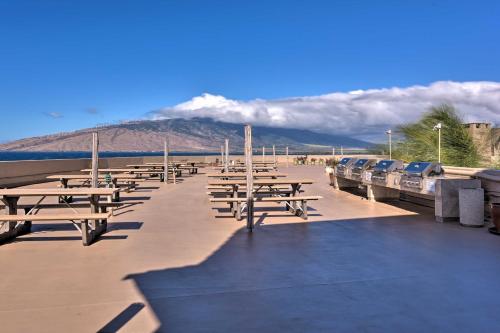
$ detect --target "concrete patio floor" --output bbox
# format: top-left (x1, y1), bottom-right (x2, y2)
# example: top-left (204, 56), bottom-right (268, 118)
top-left (0, 166), bottom-right (499, 332)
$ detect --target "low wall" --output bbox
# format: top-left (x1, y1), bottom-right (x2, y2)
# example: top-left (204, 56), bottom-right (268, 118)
top-left (0, 154), bottom-right (388, 188)
top-left (0, 155), bottom-right (238, 187)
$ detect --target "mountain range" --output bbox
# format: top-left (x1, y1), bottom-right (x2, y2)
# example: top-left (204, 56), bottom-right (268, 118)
top-left (0, 118), bottom-right (372, 152)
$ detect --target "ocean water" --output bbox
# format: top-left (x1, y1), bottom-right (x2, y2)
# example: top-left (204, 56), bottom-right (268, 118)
top-left (0, 151), bottom-right (220, 161)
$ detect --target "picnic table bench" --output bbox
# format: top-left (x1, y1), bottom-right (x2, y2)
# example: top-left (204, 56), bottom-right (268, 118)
top-left (47, 174), bottom-right (143, 201)
top-left (210, 195), bottom-right (322, 220)
top-left (0, 188), bottom-right (118, 246)
top-left (80, 168), bottom-right (180, 181)
top-left (206, 172), bottom-right (287, 179)
top-left (128, 163), bottom-right (201, 174)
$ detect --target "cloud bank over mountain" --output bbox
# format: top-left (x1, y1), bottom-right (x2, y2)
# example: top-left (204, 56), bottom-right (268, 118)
top-left (151, 81), bottom-right (500, 141)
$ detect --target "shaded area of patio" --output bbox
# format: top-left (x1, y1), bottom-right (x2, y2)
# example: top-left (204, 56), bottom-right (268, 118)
top-left (127, 215), bottom-right (500, 332)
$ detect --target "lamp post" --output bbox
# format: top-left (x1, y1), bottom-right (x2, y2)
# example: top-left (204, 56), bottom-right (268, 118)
top-left (385, 129), bottom-right (392, 160)
top-left (433, 122), bottom-right (442, 163)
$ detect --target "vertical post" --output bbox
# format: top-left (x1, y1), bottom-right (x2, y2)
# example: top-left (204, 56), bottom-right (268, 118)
top-left (341, 146), bottom-right (344, 157)
top-left (389, 132), bottom-right (392, 160)
top-left (220, 145), bottom-right (224, 167)
top-left (332, 147), bottom-right (335, 157)
top-left (224, 138), bottom-right (229, 173)
top-left (167, 137), bottom-right (173, 184)
top-left (272, 145), bottom-right (276, 167)
top-left (386, 129), bottom-right (392, 160)
top-left (245, 125), bottom-right (254, 231)
top-left (286, 146), bottom-right (289, 168)
top-left (262, 146), bottom-right (265, 163)
top-left (91, 132), bottom-right (99, 188)
top-left (438, 127), bottom-right (441, 163)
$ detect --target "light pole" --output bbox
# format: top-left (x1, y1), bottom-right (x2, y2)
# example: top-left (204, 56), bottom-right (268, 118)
top-left (433, 122), bottom-right (442, 163)
top-left (385, 129), bottom-right (392, 160)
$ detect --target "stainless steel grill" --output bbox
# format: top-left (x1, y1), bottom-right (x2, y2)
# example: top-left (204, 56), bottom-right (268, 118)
top-left (335, 157), bottom-right (357, 178)
top-left (350, 159), bottom-right (377, 181)
top-left (400, 162), bottom-right (443, 190)
top-left (370, 160), bottom-right (404, 186)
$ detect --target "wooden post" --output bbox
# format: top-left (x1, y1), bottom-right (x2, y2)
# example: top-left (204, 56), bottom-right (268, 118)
top-left (245, 125), bottom-right (254, 231)
top-left (262, 146), bottom-right (265, 163)
top-left (272, 145), bottom-right (276, 167)
top-left (224, 138), bottom-right (229, 173)
top-left (163, 137), bottom-right (168, 183)
top-left (91, 132), bottom-right (99, 188)
top-left (286, 146), bottom-right (289, 168)
top-left (220, 145), bottom-right (224, 167)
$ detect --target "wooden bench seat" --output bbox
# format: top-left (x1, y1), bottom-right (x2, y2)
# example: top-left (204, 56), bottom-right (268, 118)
top-left (210, 195), bottom-right (322, 220)
top-left (0, 213), bottom-right (110, 222)
top-left (0, 212), bottom-right (111, 246)
top-left (205, 185), bottom-right (290, 190)
top-left (207, 190), bottom-right (293, 196)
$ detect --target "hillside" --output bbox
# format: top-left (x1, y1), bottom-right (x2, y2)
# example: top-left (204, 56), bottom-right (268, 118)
top-left (0, 118), bottom-right (372, 152)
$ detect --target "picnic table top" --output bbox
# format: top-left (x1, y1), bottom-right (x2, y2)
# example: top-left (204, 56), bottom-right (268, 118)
top-left (224, 166), bottom-right (275, 170)
top-left (144, 162), bottom-right (205, 166)
top-left (126, 164), bottom-right (179, 168)
top-left (47, 174), bottom-right (137, 180)
top-left (206, 172), bottom-right (287, 178)
top-left (207, 178), bottom-right (314, 186)
top-left (81, 168), bottom-right (165, 173)
top-left (232, 162), bottom-right (276, 165)
top-left (0, 188), bottom-right (118, 197)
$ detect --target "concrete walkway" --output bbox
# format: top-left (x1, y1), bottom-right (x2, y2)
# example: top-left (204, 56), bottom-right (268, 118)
top-left (0, 166), bottom-right (499, 332)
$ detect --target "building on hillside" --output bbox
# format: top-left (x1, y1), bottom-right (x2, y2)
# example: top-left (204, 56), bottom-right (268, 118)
top-left (464, 123), bottom-right (500, 164)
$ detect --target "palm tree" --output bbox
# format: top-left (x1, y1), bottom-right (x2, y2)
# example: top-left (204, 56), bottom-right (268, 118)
top-left (392, 104), bottom-right (481, 167)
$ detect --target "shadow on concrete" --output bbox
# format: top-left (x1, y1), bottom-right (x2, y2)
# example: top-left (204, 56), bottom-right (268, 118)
top-left (134, 186), bottom-right (160, 190)
top-left (123, 215), bottom-right (500, 332)
top-left (98, 302), bottom-right (145, 333)
top-left (10, 235), bottom-right (128, 243)
top-left (29, 221), bottom-right (143, 232)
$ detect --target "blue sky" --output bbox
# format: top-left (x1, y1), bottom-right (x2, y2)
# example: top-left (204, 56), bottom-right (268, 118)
top-left (1, 0), bottom-right (499, 142)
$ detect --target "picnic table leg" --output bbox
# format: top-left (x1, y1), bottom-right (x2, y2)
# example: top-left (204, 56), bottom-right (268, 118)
top-left (59, 179), bottom-right (73, 203)
top-left (300, 200), bottom-right (308, 220)
top-left (236, 201), bottom-right (242, 220)
top-left (1, 196), bottom-right (30, 243)
top-left (290, 183), bottom-right (300, 212)
top-left (230, 185), bottom-right (238, 216)
top-left (83, 194), bottom-right (107, 246)
top-left (112, 179), bottom-right (120, 202)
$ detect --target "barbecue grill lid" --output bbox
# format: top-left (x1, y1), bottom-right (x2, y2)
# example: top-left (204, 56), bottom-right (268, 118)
top-left (354, 159), bottom-right (368, 167)
top-left (373, 160), bottom-right (394, 172)
top-left (339, 157), bottom-right (351, 165)
top-left (404, 162), bottom-right (432, 174)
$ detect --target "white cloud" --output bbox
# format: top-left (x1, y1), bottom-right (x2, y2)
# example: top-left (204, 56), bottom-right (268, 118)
top-left (151, 81), bottom-right (500, 141)
top-left (44, 111), bottom-right (63, 119)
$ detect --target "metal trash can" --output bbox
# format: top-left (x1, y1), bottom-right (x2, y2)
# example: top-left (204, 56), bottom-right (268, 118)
top-left (459, 188), bottom-right (484, 227)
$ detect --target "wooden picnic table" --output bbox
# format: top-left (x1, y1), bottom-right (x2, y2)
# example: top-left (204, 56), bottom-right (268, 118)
top-left (80, 168), bottom-right (176, 181)
top-left (208, 178), bottom-right (314, 200)
top-left (127, 163), bottom-right (199, 174)
top-left (229, 161), bottom-right (276, 165)
top-left (81, 168), bottom-right (165, 173)
top-left (47, 174), bottom-right (141, 201)
top-left (0, 188), bottom-right (118, 246)
top-left (0, 188), bottom-right (117, 217)
top-left (206, 172), bottom-right (287, 179)
top-left (221, 166), bottom-right (276, 172)
top-left (208, 178), bottom-right (316, 220)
